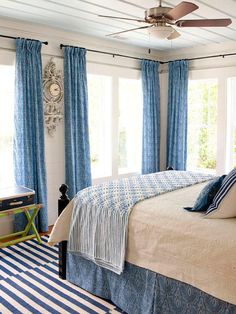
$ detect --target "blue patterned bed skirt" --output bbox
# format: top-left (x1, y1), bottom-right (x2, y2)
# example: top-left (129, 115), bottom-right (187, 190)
top-left (67, 253), bottom-right (236, 314)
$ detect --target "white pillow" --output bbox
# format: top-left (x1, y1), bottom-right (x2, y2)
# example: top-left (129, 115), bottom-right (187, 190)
top-left (205, 169), bottom-right (236, 218)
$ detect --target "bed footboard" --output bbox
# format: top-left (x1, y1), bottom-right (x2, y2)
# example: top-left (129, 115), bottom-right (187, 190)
top-left (58, 184), bottom-right (70, 279)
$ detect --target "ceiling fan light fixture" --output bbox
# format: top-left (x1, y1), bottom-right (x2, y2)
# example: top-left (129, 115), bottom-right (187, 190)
top-left (148, 26), bottom-right (174, 39)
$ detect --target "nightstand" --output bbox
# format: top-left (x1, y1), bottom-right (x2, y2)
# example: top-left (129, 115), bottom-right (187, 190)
top-left (0, 204), bottom-right (42, 248)
top-left (0, 185), bottom-right (43, 248)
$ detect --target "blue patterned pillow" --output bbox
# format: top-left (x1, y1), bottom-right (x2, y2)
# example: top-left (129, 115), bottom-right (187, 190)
top-left (184, 175), bottom-right (226, 212)
top-left (205, 168), bottom-right (236, 218)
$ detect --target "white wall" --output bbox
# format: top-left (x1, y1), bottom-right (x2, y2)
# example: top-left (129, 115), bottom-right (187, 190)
top-left (1, 15), bottom-right (236, 233)
top-left (0, 17), bottom-right (162, 234)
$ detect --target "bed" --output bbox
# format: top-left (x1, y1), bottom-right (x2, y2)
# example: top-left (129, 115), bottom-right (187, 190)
top-left (49, 171), bottom-right (236, 314)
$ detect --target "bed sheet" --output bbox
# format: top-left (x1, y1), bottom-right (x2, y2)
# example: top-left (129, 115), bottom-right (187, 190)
top-left (49, 182), bottom-right (236, 305)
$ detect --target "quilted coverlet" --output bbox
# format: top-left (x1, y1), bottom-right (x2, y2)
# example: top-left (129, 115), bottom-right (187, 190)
top-left (68, 170), bottom-right (213, 274)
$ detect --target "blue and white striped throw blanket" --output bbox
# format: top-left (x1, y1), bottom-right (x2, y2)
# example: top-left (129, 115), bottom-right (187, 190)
top-left (68, 171), bottom-right (213, 274)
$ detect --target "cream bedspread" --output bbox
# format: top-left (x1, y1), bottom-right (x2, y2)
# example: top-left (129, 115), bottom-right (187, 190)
top-left (48, 182), bottom-right (236, 305)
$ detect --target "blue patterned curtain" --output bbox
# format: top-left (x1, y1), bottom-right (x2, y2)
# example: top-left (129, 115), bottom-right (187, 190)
top-left (167, 60), bottom-right (189, 170)
top-left (14, 39), bottom-right (48, 232)
top-left (64, 47), bottom-right (92, 199)
top-left (141, 60), bottom-right (160, 174)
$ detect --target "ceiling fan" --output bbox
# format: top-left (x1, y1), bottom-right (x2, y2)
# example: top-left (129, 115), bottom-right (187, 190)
top-left (98, 0), bottom-right (232, 40)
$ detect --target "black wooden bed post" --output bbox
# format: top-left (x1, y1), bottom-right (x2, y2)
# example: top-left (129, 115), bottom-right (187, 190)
top-left (58, 184), bottom-right (70, 280)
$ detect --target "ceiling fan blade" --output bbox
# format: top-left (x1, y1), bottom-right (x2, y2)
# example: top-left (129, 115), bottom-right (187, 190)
top-left (176, 18), bottom-right (232, 27)
top-left (167, 29), bottom-right (181, 40)
top-left (98, 15), bottom-right (145, 23)
top-left (166, 1), bottom-right (198, 20)
top-left (106, 25), bottom-right (153, 37)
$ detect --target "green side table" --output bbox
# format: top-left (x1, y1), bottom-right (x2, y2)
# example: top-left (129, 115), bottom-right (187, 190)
top-left (0, 204), bottom-right (42, 248)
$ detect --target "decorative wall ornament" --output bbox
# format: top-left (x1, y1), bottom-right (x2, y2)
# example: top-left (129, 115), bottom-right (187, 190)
top-left (43, 58), bottom-right (64, 135)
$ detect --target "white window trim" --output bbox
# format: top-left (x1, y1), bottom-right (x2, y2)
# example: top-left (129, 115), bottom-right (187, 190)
top-left (189, 66), bottom-right (236, 175)
top-left (87, 62), bottom-right (142, 184)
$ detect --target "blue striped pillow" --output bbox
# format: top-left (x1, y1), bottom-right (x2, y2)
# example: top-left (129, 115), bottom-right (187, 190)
top-left (205, 168), bottom-right (236, 218)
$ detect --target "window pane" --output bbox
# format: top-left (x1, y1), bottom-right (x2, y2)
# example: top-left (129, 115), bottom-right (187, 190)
top-left (227, 77), bottom-right (236, 168)
top-left (187, 79), bottom-right (218, 173)
top-left (118, 78), bottom-right (142, 175)
top-left (88, 74), bottom-right (112, 179)
top-left (0, 65), bottom-right (15, 188)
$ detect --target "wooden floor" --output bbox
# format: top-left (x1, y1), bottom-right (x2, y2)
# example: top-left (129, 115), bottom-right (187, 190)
top-left (41, 225), bottom-right (53, 236)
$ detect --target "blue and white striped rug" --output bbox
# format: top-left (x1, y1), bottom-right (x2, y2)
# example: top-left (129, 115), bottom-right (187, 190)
top-left (0, 236), bottom-right (122, 314)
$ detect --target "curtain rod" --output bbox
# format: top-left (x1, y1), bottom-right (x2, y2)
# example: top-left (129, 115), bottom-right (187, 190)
top-left (160, 52), bottom-right (236, 64)
top-left (0, 34), bottom-right (48, 45)
top-left (60, 43), bottom-right (161, 63)
top-left (60, 43), bottom-right (236, 64)
top-left (182, 52), bottom-right (236, 62)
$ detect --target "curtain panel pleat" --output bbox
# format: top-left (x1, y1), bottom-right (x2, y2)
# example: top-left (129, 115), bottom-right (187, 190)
top-left (14, 38), bottom-right (48, 232)
top-left (167, 60), bottom-right (189, 170)
top-left (64, 47), bottom-right (92, 199)
top-left (141, 60), bottom-right (160, 174)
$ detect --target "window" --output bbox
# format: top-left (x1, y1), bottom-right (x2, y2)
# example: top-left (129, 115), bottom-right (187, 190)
top-left (118, 78), bottom-right (142, 175)
top-left (88, 74), bottom-right (112, 179)
top-left (87, 66), bottom-right (142, 182)
top-left (234, 130), bottom-right (236, 167)
top-left (0, 65), bottom-right (15, 187)
top-left (227, 77), bottom-right (236, 169)
top-left (187, 79), bottom-right (218, 173)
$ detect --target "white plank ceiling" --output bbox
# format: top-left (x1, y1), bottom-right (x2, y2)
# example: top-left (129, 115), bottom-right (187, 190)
top-left (0, 0), bottom-right (236, 51)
